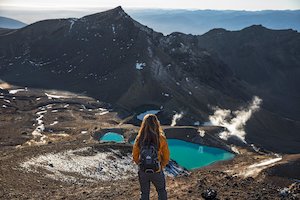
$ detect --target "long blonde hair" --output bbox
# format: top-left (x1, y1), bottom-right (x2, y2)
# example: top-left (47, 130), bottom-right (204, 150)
top-left (137, 114), bottom-right (163, 148)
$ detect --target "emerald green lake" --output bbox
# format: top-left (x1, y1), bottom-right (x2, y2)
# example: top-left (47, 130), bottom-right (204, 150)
top-left (129, 138), bottom-right (234, 170)
top-left (100, 132), bottom-right (124, 143)
top-left (167, 139), bottom-right (234, 170)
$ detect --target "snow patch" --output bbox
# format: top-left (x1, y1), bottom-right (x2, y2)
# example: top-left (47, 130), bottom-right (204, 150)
top-left (27, 110), bottom-right (48, 145)
top-left (69, 18), bottom-right (77, 32)
top-left (50, 121), bottom-right (58, 126)
top-left (4, 99), bottom-right (10, 103)
top-left (136, 62), bottom-right (146, 70)
top-left (111, 24), bottom-right (116, 34)
top-left (249, 157), bottom-right (282, 168)
top-left (250, 144), bottom-right (260, 152)
top-left (45, 93), bottom-right (73, 99)
top-left (9, 88), bottom-right (26, 94)
top-left (241, 157), bottom-right (282, 177)
top-left (95, 110), bottom-right (109, 116)
top-left (20, 147), bottom-right (137, 182)
top-left (46, 104), bottom-right (53, 109)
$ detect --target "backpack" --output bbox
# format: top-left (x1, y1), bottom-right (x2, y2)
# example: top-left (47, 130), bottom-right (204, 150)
top-left (139, 144), bottom-right (160, 173)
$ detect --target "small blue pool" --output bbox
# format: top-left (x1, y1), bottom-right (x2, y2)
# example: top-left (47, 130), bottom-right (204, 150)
top-left (100, 132), bottom-right (124, 143)
top-left (136, 110), bottom-right (160, 121)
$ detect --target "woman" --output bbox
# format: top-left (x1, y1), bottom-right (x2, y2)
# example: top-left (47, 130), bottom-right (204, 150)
top-left (132, 114), bottom-right (170, 200)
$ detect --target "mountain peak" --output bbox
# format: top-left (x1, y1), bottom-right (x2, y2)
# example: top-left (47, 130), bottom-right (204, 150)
top-left (79, 6), bottom-right (159, 36)
top-left (81, 6), bottom-right (129, 21)
top-left (111, 6), bottom-right (124, 12)
top-left (103, 6), bottom-right (126, 16)
top-left (241, 24), bottom-right (268, 32)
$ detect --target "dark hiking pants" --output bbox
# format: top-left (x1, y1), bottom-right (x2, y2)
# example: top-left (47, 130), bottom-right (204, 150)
top-left (138, 170), bottom-right (167, 200)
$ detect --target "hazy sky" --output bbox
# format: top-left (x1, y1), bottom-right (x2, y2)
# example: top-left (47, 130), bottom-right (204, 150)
top-left (1, 0), bottom-right (299, 23)
top-left (1, 0), bottom-right (300, 10)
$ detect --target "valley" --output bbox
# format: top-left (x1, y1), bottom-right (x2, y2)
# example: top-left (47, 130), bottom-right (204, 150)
top-left (0, 6), bottom-right (299, 199)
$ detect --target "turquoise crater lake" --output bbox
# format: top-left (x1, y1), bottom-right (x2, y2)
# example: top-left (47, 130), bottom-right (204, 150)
top-left (167, 139), bottom-right (234, 170)
top-left (100, 132), bottom-right (124, 143)
top-left (129, 138), bottom-right (234, 170)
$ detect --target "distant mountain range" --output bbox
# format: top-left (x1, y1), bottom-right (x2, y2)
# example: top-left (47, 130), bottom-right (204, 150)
top-left (0, 16), bottom-right (26, 29)
top-left (1, 9), bottom-right (300, 35)
top-left (0, 7), bottom-right (299, 153)
top-left (129, 9), bottom-right (300, 35)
